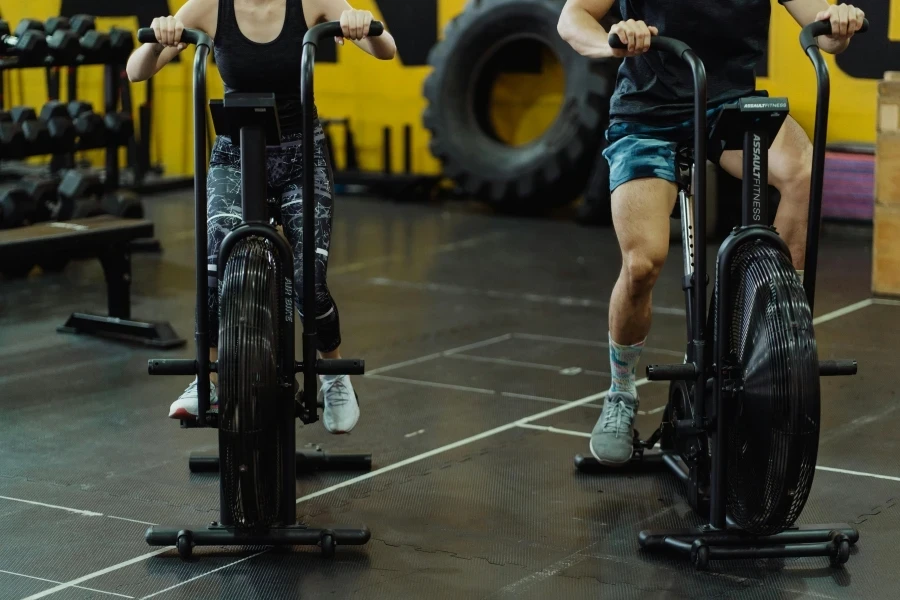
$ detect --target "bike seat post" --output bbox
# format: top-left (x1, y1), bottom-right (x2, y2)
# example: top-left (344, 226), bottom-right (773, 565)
top-left (240, 126), bottom-right (268, 223)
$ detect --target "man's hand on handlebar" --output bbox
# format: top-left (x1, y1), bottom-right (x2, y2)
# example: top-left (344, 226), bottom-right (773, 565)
top-left (608, 19), bottom-right (659, 58)
top-left (816, 3), bottom-right (865, 41)
top-left (151, 15), bottom-right (187, 52)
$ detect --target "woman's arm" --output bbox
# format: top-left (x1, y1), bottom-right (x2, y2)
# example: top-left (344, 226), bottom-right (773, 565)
top-left (309, 0), bottom-right (397, 60)
top-left (781, 0), bottom-right (865, 54)
top-left (126, 0), bottom-right (218, 82)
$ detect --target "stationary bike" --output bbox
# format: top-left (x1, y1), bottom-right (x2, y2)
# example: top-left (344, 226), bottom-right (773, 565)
top-left (576, 20), bottom-right (869, 569)
top-left (138, 22), bottom-right (384, 560)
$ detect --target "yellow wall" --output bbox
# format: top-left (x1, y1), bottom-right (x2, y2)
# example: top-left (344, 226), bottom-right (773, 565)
top-left (0, 0), bottom-right (891, 177)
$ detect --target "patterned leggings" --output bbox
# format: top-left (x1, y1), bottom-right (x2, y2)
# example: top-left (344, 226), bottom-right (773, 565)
top-left (206, 123), bottom-right (341, 352)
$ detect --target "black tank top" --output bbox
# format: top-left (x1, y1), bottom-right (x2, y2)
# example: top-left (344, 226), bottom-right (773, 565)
top-left (214, 0), bottom-right (313, 133)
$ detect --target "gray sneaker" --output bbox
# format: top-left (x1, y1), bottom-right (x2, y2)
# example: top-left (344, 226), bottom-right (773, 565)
top-left (590, 391), bottom-right (638, 466)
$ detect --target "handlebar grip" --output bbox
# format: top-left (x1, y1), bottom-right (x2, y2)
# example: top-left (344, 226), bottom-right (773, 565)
top-left (137, 27), bottom-right (213, 48)
top-left (607, 32), bottom-right (693, 59)
top-left (148, 359), bottom-right (198, 376)
top-left (304, 20), bottom-right (384, 46)
top-left (801, 18), bottom-right (869, 51)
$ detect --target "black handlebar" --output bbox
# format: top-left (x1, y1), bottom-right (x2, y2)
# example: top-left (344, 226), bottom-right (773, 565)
top-left (303, 20), bottom-right (384, 47)
top-left (800, 18), bottom-right (869, 51)
top-left (137, 27), bottom-right (212, 48)
top-left (607, 32), bottom-right (691, 58)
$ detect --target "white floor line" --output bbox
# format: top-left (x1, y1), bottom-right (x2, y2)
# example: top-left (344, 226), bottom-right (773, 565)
top-left (446, 353), bottom-right (608, 376)
top-left (814, 466), bottom-right (900, 483)
top-left (520, 427), bottom-right (900, 484)
top-left (872, 297), bottom-right (900, 307)
top-left (19, 548), bottom-right (172, 600)
top-left (812, 298), bottom-right (873, 326)
top-left (137, 550), bottom-right (270, 600)
top-left (105, 516), bottom-right (157, 526)
top-left (366, 277), bottom-right (687, 316)
top-left (501, 392), bottom-right (602, 409)
top-left (0, 496), bottom-right (103, 518)
top-left (0, 570), bottom-right (133, 599)
top-left (331, 232), bottom-right (506, 275)
top-left (365, 334), bottom-right (510, 376)
top-left (296, 379), bottom-right (651, 505)
top-left (517, 423), bottom-right (591, 438)
top-left (512, 333), bottom-right (684, 357)
top-left (366, 374), bottom-right (496, 395)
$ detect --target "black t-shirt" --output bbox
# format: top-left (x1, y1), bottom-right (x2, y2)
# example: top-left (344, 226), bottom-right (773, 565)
top-left (609, 0), bottom-right (792, 125)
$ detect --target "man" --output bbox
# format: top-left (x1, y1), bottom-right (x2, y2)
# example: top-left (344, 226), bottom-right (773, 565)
top-left (557, 0), bottom-right (865, 465)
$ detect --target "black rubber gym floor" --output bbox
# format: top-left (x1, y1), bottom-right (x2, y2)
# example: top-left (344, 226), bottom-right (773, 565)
top-left (1, 194), bottom-right (898, 599)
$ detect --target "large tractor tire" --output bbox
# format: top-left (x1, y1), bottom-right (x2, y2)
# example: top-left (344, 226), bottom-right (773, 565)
top-left (423, 0), bottom-right (619, 215)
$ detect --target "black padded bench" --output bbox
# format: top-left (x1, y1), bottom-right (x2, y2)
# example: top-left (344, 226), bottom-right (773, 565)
top-left (0, 216), bottom-right (185, 348)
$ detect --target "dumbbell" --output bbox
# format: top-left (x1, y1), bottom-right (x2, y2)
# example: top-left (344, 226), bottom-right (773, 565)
top-left (68, 102), bottom-right (107, 149)
top-left (47, 28), bottom-right (81, 63)
top-left (79, 29), bottom-right (111, 62)
top-left (0, 186), bottom-right (37, 229)
top-left (9, 107), bottom-right (53, 155)
top-left (109, 28), bottom-right (135, 64)
top-left (104, 112), bottom-right (135, 145)
top-left (45, 17), bottom-right (70, 34)
top-left (58, 169), bottom-right (105, 218)
top-left (102, 192), bottom-right (144, 219)
top-left (24, 177), bottom-right (73, 222)
top-left (0, 112), bottom-right (27, 159)
top-left (69, 15), bottom-right (96, 37)
top-left (0, 19), bottom-right (48, 58)
top-left (39, 101), bottom-right (77, 151)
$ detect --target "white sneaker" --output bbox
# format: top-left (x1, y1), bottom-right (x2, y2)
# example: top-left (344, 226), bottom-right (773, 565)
top-left (169, 377), bottom-right (219, 419)
top-left (318, 375), bottom-right (360, 434)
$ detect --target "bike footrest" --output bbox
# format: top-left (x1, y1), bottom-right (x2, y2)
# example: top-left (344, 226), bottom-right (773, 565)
top-left (819, 359), bottom-right (857, 377)
top-left (647, 363), bottom-right (698, 381)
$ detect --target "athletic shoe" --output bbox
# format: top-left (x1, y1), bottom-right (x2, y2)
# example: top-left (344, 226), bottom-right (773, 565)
top-left (590, 391), bottom-right (639, 465)
top-left (318, 375), bottom-right (360, 434)
top-left (168, 377), bottom-right (219, 419)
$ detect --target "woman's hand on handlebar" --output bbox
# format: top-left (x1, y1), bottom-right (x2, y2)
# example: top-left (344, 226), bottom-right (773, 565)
top-left (335, 9), bottom-right (375, 45)
top-left (151, 15), bottom-right (187, 51)
top-left (608, 19), bottom-right (658, 58)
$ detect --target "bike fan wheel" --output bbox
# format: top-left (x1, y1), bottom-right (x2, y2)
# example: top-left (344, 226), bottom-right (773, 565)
top-left (218, 237), bottom-right (283, 528)
top-left (724, 241), bottom-right (820, 535)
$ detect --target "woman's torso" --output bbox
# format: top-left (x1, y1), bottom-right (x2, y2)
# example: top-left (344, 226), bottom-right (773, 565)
top-left (213, 0), bottom-right (313, 133)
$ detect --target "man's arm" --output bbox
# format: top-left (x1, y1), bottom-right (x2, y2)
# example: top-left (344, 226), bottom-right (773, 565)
top-left (558, 0), bottom-right (657, 58)
top-left (781, 0), bottom-right (865, 54)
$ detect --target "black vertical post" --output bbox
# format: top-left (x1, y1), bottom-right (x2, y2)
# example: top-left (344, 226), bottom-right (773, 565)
top-left (803, 49), bottom-right (830, 314)
top-left (404, 124), bottom-right (412, 174)
top-left (383, 127), bottom-right (392, 174)
top-left (239, 127), bottom-right (267, 223)
top-left (741, 129), bottom-right (768, 227)
top-left (104, 64), bottom-right (120, 192)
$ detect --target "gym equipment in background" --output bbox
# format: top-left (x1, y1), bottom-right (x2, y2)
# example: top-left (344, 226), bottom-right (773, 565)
top-left (575, 21), bottom-right (868, 570)
top-left (139, 24), bottom-right (373, 561)
top-left (423, 0), bottom-right (618, 215)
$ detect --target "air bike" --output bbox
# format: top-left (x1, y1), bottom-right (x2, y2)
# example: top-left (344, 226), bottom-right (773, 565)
top-left (575, 20), bottom-right (869, 569)
top-left (138, 22), bottom-right (383, 560)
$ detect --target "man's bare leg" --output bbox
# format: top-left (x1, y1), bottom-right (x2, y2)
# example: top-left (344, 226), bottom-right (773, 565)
top-left (591, 177), bottom-right (677, 465)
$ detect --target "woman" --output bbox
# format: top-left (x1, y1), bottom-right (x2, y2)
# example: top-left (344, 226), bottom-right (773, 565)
top-left (126, 0), bottom-right (396, 434)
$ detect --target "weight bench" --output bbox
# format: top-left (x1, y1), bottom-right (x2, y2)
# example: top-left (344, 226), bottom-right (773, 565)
top-left (0, 215), bottom-right (185, 348)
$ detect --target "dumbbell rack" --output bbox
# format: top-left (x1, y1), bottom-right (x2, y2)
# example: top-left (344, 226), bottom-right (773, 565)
top-left (0, 22), bottom-right (135, 204)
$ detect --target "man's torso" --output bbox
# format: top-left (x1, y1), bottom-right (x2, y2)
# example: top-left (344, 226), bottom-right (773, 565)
top-left (609, 0), bottom-right (775, 124)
